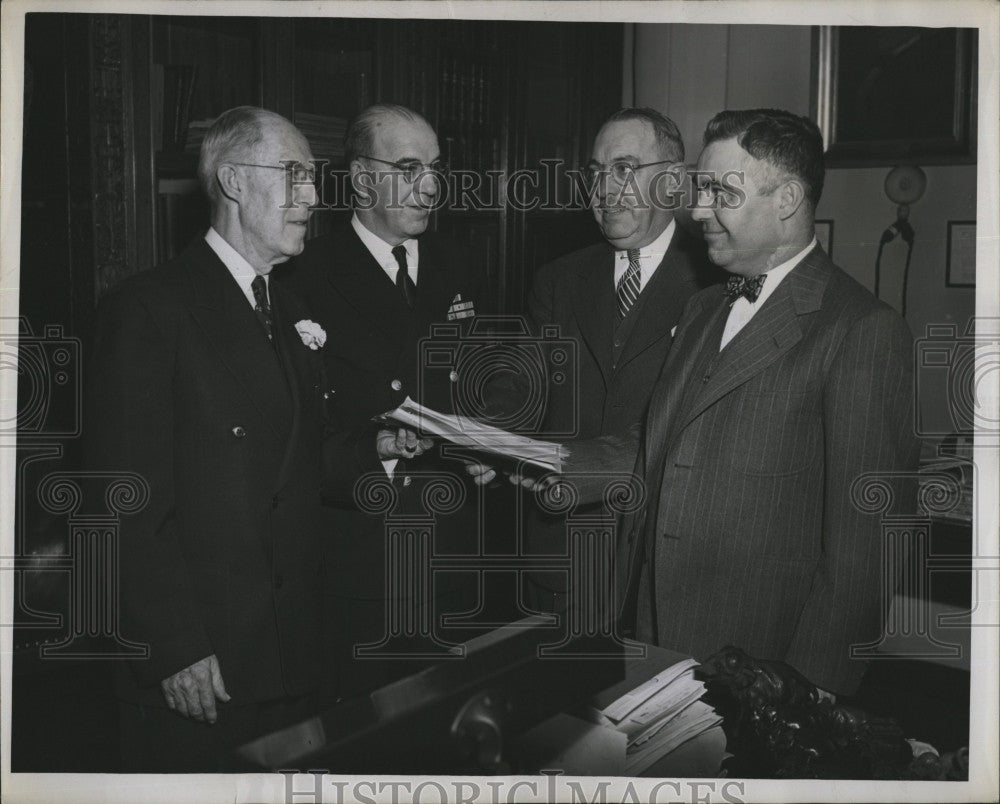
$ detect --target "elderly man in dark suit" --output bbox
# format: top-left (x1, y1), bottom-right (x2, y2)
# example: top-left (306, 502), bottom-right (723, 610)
top-left (87, 107), bottom-right (399, 771)
top-left (516, 108), bottom-right (719, 613)
top-left (283, 103), bottom-right (485, 699)
top-left (607, 109), bottom-right (920, 696)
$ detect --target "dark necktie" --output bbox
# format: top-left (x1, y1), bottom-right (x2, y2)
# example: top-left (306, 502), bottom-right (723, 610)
top-left (392, 245), bottom-right (416, 308)
top-left (616, 248), bottom-right (641, 319)
top-left (725, 273), bottom-right (767, 305)
top-left (251, 274), bottom-right (273, 340)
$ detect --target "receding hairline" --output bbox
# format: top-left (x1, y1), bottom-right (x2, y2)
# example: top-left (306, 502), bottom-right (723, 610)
top-left (365, 107), bottom-right (436, 146)
top-left (595, 116), bottom-right (678, 162)
top-left (253, 115), bottom-right (311, 158)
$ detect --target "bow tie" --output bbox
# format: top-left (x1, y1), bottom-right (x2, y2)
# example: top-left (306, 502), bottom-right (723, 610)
top-left (725, 273), bottom-right (767, 305)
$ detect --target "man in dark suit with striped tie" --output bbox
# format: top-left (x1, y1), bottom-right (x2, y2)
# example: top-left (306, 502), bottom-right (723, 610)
top-left (607, 109), bottom-right (921, 696)
top-left (516, 108), bottom-right (719, 614)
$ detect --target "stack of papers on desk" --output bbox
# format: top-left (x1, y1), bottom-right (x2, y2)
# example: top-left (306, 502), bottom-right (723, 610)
top-left (594, 657), bottom-right (723, 775)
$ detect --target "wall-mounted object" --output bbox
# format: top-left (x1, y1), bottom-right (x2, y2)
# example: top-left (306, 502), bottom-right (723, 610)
top-left (814, 26), bottom-right (977, 166)
top-left (814, 219), bottom-right (834, 258)
top-left (946, 221), bottom-right (977, 287)
top-left (875, 165), bottom-right (927, 318)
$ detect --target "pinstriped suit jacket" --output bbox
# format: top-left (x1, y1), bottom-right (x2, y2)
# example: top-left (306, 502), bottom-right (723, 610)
top-left (616, 244), bottom-right (920, 694)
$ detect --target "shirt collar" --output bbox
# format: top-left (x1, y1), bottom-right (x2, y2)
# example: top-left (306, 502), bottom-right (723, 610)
top-left (762, 236), bottom-right (818, 280)
top-left (352, 213), bottom-right (418, 267)
top-left (204, 227), bottom-right (266, 298)
top-left (616, 218), bottom-right (676, 261)
top-left (742, 236), bottom-right (818, 308)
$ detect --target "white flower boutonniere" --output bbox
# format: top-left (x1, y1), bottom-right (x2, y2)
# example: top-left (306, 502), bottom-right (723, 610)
top-left (295, 319), bottom-right (327, 350)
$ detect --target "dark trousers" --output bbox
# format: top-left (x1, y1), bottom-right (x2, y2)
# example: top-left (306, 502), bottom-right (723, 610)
top-left (119, 693), bottom-right (318, 773)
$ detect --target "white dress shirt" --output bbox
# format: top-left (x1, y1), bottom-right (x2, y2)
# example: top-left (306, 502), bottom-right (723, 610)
top-left (613, 218), bottom-right (676, 293)
top-left (350, 214), bottom-right (422, 479)
top-left (719, 237), bottom-right (818, 350)
top-left (205, 226), bottom-right (269, 308)
top-left (351, 213), bottom-right (419, 286)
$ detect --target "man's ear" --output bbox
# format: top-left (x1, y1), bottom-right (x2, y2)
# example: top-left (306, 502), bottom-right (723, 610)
top-left (349, 159), bottom-right (374, 200)
top-left (669, 162), bottom-right (688, 190)
top-left (216, 163), bottom-right (242, 203)
top-left (777, 179), bottom-right (806, 221)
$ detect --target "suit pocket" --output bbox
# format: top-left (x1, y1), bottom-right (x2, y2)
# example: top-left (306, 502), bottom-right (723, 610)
top-left (726, 391), bottom-right (821, 477)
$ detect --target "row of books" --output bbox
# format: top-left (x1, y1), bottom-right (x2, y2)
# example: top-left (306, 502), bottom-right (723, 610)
top-left (439, 57), bottom-right (492, 131)
top-left (152, 64), bottom-right (197, 152)
top-left (441, 134), bottom-right (502, 175)
top-left (294, 112), bottom-right (349, 161)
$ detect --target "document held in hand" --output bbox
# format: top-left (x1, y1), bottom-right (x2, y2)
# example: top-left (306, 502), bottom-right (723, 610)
top-left (375, 397), bottom-right (566, 473)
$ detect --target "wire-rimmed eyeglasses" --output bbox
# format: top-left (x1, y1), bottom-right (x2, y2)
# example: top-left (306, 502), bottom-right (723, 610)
top-left (357, 155), bottom-right (449, 183)
top-left (229, 162), bottom-right (317, 183)
top-left (585, 159), bottom-right (679, 184)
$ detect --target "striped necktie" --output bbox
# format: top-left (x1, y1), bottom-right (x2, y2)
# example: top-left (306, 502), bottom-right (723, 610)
top-left (616, 248), bottom-right (641, 319)
top-left (251, 275), bottom-right (273, 340)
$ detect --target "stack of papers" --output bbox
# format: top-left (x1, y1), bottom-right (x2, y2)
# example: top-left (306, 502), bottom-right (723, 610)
top-left (595, 657), bottom-right (723, 775)
top-left (376, 397), bottom-right (565, 473)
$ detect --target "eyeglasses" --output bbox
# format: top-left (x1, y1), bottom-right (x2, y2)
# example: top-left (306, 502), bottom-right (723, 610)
top-left (586, 159), bottom-right (679, 184)
top-left (230, 162), bottom-right (317, 183)
top-left (357, 155), bottom-right (449, 183)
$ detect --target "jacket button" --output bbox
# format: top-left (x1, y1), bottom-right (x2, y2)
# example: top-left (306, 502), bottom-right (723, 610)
top-left (391, 379), bottom-right (403, 391)
top-left (232, 426), bottom-right (246, 438)
top-left (271, 495), bottom-right (281, 509)
top-left (274, 574), bottom-right (283, 589)
top-left (449, 371), bottom-right (458, 383)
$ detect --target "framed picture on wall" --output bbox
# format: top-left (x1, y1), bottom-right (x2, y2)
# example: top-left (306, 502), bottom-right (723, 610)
top-left (814, 26), bottom-right (977, 166)
top-left (946, 220), bottom-right (976, 287)
top-left (814, 219), bottom-right (834, 257)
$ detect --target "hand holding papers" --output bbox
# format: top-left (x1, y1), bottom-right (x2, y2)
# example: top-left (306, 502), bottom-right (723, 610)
top-left (375, 427), bottom-right (434, 460)
top-left (376, 397), bottom-right (567, 474)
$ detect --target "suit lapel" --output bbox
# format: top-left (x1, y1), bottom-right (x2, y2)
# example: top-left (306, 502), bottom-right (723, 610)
top-left (323, 227), bottom-right (412, 343)
top-left (184, 241), bottom-right (292, 441)
top-left (271, 282), bottom-right (318, 491)
top-left (572, 246), bottom-right (616, 387)
top-left (642, 290), bottom-right (727, 476)
top-left (413, 235), bottom-right (458, 319)
top-left (614, 232), bottom-right (698, 370)
top-left (678, 246), bottom-right (830, 432)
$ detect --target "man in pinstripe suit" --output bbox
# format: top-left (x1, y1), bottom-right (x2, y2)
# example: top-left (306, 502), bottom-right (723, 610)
top-left (609, 109), bottom-right (921, 696)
